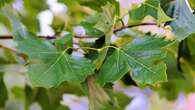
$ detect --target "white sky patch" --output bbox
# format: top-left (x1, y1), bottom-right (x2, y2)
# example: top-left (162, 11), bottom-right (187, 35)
top-left (123, 15), bottom-right (129, 26)
top-left (37, 10), bottom-right (54, 36)
top-left (111, 34), bottom-right (118, 43)
top-left (61, 94), bottom-right (88, 110)
top-left (12, 0), bottom-right (24, 12)
top-left (119, 0), bottom-right (143, 9)
top-left (47, 0), bottom-right (68, 14)
top-left (37, 0), bottom-right (68, 36)
top-left (114, 83), bottom-right (150, 110)
top-left (73, 26), bottom-right (86, 36)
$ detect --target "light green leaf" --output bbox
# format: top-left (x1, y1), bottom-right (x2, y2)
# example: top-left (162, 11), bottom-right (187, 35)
top-left (97, 36), bottom-right (171, 85)
top-left (80, 0), bottom-right (117, 12)
top-left (0, 0), bottom-right (13, 8)
top-left (95, 3), bottom-right (116, 33)
top-left (189, 0), bottom-right (195, 9)
top-left (170, 0), bottom-right (195, 40)
top-left (23, 0), bottom-right (48, 16)
top-left (129, 0), bottom-right (172, 23)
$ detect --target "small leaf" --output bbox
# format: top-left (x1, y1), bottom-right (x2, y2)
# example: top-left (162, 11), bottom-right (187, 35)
top-left (97, 36), bottom-right (171, 86)
top-left (170, 0), bottom-right (195, 40)
top-left (129, 0), bottom-right (172, 23)
top-left (80, 14), bottom-right (104, 37)
top-left (95, 3), bottom-right (116, 33)
top-left (54, 33), bottom-right (73, 51)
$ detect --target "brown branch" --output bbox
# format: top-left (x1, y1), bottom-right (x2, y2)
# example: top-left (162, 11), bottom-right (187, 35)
top-left (0, 35), bottom-right (56, 40)
top-left (113, 23), bottom-right (156, 33)
top-left (0, 23), bottom-right (157, 40)
top-left (0, 44), bottom-right (27, 60)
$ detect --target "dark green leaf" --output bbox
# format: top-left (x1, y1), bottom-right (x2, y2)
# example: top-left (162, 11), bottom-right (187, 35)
top-left (0, 73), bottom-right (8, 107)
top-left (54, 33), bottom-right (73, 51)
top-left (97, 36), bottom-right (171, 86)
top-left (5, 10), bottom-right (95, 88)
top-left (80, 13), bottom-right (104, 37)
top-left (16, 34), bottom-right (95, 87)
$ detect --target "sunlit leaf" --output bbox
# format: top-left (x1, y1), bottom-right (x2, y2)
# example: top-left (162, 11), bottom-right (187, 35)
top-left (129, 0), bottom-right (172, 23)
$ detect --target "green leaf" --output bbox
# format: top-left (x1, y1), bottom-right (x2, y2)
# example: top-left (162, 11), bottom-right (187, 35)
top-left (80, 14), bottom-right (104, 37)
top-left (97, 36), bottom-right (171, 86)
top-left (23, 0), bottom-right (48, 16)
top-left (0, 0), bottom-right (13, 8)
top-left (25, 85), bottom-right (70, 110)
top-left (170, 0), bottom-right (195, 40)
top-left (158, 41), bottom-right (195, 100)
top-left (189, 0), bottom-right (195, 9)
top-left (0, 73), bottom-right (8, 107)
top-left (54, 33), bottom-right (73, 51)
top-left (20, 15), bottom-right (40, 33)
top-left (16, 33), bottom-right (95, 87)
top-left (94, 3), bottom-right (116, 33)
top-left (129, 0), bottom-right (172, 23)
top-left (80, 0), bottom-right (116, 11)
top-left (5, 9), bottom-right (95, 87)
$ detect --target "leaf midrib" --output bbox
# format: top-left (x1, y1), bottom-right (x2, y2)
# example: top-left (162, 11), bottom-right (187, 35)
top-left (33, 50), bottom-right (66, 83)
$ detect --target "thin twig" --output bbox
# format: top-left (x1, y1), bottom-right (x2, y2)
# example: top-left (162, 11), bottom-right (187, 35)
top-left (0, 23), bottom-right (157, 40)
top-left (113, 23), bottom-right (157, 33)
top-left (0, 44), bottom-right (27, 60)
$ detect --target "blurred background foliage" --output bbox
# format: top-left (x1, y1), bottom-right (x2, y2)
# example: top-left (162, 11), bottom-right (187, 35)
top-left (0, 0), bottom-right (195, 110)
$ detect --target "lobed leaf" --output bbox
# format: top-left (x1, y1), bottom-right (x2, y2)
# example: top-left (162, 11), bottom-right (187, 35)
top-left (5, 9), bottom-right (95, 88)
top-left (97, 36), bottom-right (172, 86)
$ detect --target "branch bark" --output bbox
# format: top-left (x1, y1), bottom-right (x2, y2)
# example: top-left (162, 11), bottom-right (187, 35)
top-left (0, 44), bottom-right (27, 60)
top-left (0, 23), bottom-right (156, 40)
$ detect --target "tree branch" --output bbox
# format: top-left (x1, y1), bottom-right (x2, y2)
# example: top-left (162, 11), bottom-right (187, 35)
top-left (0, 23), bottom-right (156, 40)
top-left (113, 23), bottom-right (156, 33)
top-left (0, 44), bottom-right (27, 60)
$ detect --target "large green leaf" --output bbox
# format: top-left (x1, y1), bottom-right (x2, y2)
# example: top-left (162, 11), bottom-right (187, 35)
top-left (15, 32), bottom-right (95, 87)
top-left (5, 9), bottom-right (95, 88)
top-left (97, 36), bottom-right (171, 85)
top-left (129, 0), bottom-right (172, 23)
top-left (170, 0), bottom-right (195, 40)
